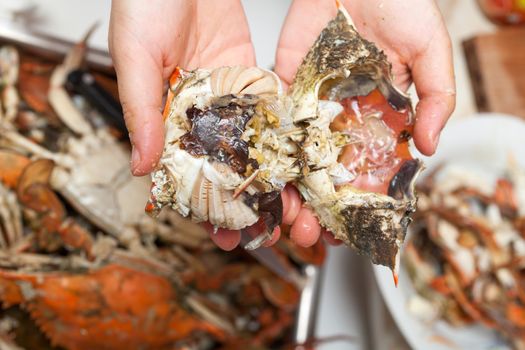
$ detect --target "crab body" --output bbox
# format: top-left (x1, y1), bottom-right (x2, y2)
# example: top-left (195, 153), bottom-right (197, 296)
top-left (148, 67), bottom-right (301, 239)
top-left (151, 5), bottom-right (423, 272)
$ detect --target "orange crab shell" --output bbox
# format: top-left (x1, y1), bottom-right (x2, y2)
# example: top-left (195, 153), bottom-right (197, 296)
top-left (0, 264), bottom-right (225, 350)
top-left (0, 150), bottom-right (30, 189)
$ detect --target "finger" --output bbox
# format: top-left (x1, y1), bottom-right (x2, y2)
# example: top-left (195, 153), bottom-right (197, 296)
top-left (290, 207), bottom-right (321, 247)
top-left (264, 226), bottom-right (281, 247)
top-left (203, 223), bottom-right (241, 251)
top-left (322, 228), bottom-right (342, 246)
top-left (109, 24), bottom-right (165, 176)
top-left (282, 185), bottom-right (302, 225)
top-left (411, 27), bottom-right (456, 156)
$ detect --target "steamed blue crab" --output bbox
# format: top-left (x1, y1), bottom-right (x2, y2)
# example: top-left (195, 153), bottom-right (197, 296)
top-left (147, 4), bottom-right (423, 274)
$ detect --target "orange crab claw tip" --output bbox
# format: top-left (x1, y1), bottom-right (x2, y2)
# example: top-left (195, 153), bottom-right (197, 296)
top-left (144, 201), bottom-right (155, 213)
top-left (335, 0), bottom-right (342, 8)
top-left (393, 271), bottom-right (399, 287)
top-left (169, 68), bottom-right (180, 86)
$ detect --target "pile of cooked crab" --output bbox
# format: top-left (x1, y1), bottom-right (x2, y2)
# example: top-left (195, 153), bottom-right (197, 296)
top-left (405, 162), bottom-right (525, 349)
top-left (0, 28), bottom-right (332, 350)
top-left (0, 3), bottom-right (424, 349)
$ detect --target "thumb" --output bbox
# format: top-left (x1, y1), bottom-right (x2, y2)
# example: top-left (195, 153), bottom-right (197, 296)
top-left (411, 27), bottom-right (456, 156)
top-left (109, 29), bottom-right (165, 176)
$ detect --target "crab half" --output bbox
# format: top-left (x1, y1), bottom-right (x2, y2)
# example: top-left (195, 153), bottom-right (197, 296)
top-left (147, 67), bottom-right (302, 247)
top-left (148, 4), bottom-right (423, 272)
top-left (289, 6), bottom-right (423, 275)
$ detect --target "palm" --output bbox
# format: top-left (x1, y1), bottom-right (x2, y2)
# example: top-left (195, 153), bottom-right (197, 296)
top-left (109, 0), bottom-right (257, 250)
top-left (110, 0), bottom-right (255, 88)
top-left (276, 0), bottom-right (447, 91)
top-left (152, 4), bottom-right (256, 79)
top-left (276, 0), bottom-right (454, 155)
top-left (341, 0), bottom-right (448, 91)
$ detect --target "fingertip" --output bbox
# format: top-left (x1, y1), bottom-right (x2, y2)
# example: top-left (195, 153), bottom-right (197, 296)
top-left (413, 94), bottom-right (454, 156)
top-left (263, 226), bottom-right (281, 247)
top-left (203, 223), bottom-right (241, 251)
top-left (129, 107), bottom-right (165, 176)
top-left (280, 188), bottom-right (290, 217)
top-left (282, 185), bottom-right (302, 225)
top-left (290, 207), bottom-right (321, 247)
top-left (322, 229), bottom-right (342, 246)
top-left (244, 220), bottom-right (282, 247)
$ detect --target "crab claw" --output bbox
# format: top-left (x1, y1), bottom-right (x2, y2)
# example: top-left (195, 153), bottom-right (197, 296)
top-left (48, 23), bottom-right (99, 135)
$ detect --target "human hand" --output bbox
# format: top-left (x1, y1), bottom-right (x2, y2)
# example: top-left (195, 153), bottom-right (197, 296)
top-left (109, 0), bottom-right (256, 250)
top-left (109, 0), bottom-right (255, 176)
top-left (274, 0), bottom-right (456, 246)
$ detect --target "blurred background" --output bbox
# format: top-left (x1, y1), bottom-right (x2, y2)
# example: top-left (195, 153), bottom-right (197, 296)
top-left (0, 1), bottom-right (523, 349)
top-left (0, 0), bottom-right (503, 120)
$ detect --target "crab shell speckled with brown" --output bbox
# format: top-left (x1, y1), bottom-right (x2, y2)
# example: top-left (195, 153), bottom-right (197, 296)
top-left (147, 4), bottom-right (423, 274)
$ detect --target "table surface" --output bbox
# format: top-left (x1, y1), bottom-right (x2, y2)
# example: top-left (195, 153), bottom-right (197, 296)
top-left (0, 1), bottom-right (497, 349)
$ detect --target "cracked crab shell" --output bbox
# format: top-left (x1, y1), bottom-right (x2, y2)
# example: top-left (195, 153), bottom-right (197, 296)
top-left (147, 66), bottom-right (301, 231)
top-left (289, 7), bottom-right (424, 274)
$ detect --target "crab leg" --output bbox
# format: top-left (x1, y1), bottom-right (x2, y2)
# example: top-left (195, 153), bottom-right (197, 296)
top-left (0, 46), bottom-right (20, 123)
top-left (0, 128), bottom-right (74, 167)
top-left (0, 184), bottom-right (23, 250)
top-left (0, 193), bottom-right (12, 249)
top-left (233, 169), bottom-right (259, 199)
top-left (139, 217), bottom-right (206, 248)
top-left (444, 266), bottom-right (497, 329)
top-left (186, 294), bottom-right (235, 335)
top-left (6, 188), bottom-right (22, 248)
top-left (48, 24), bottom-right (98, 135)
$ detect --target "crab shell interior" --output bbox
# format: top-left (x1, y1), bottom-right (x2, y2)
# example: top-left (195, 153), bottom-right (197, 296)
top-left (289, 6), bottom-right (424, 274)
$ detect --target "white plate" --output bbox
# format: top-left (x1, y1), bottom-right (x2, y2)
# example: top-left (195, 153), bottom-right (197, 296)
top-left (373, 113), bottom-right (525, 350)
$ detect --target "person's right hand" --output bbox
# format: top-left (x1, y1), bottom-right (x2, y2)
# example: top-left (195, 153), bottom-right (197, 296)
top-left (109, 0), bottom-right (256, 251)
top-left (109, 0), bottom-right (255, 177)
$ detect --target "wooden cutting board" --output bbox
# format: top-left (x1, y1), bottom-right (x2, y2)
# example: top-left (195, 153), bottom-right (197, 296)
top-left (463, 27), bottom-right (525, 119)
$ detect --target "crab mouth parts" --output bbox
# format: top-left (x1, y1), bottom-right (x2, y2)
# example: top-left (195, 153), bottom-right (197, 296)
top-left (173, 96), bottom-right (284, 235)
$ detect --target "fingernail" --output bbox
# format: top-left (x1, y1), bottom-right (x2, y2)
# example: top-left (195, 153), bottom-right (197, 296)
top-left (131, 146), bottom-right (141, 174)
top-left (432, 133), bottom-right (441, 152)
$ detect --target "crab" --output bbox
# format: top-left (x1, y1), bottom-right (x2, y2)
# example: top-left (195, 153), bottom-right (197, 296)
top-left (0, 46), bottom-right (19, 123)
top-left (149, 3), bottom-right (422, 274)
top-left (147, 66), bottom-right (301, 249)
top-left (0, 183), bottom-right (22, 250)
top-left (0, 152), bottom-right (314, 349)
top-left (405, 163), bottom-right (525, 349)
top-left (288, 4), bottom-right (423, 277)
top-left (0, 30), bottom-right (159, 255)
